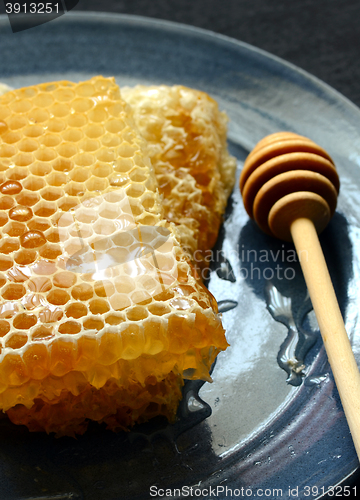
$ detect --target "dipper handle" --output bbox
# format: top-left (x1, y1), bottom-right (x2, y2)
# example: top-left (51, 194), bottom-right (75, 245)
top-left (240, 132), bottom-right (360, 461)
top-left (291, 217), bottom-right (360, 461)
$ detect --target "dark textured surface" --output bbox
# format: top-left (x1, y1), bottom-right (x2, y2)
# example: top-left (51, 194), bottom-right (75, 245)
top-left (70, 0), bottom-right (360, 108)
top-left (1, 1), bottom-right (359, 106)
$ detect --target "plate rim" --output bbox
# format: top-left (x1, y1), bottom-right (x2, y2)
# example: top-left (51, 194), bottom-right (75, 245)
top-left (1, 10), bottom-right (360, 119)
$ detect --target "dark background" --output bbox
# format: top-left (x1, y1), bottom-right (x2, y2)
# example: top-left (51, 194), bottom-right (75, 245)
top-left (74, 0), bottom-right (360, 109)
top-left (0, 1), bottom-right (359, 107)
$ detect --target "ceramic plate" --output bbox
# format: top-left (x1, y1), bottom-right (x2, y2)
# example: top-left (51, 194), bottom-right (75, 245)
top-left (0, 12), bottom-right (360, 499)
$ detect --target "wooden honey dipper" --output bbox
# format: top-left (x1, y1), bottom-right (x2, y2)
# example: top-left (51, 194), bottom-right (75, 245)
top-left (240, 131), bottom-right (360, 460)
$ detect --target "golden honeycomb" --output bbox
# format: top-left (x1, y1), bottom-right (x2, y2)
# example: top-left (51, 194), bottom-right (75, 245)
top-left (0, 76), bottom-right (228, 436)
top-left (122, 85), bottom-right (237, 272)
top-left (0, 83), bottom-right (12, 98)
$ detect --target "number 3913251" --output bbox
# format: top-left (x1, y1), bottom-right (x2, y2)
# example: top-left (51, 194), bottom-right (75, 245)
top-left (5, 3), bottom-right (60, 14)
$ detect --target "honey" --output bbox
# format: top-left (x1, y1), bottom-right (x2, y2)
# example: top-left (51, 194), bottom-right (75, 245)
top-left (122, 85), bottom-right (237, 270)
top-left (0, 77), bottom-right (229, 436)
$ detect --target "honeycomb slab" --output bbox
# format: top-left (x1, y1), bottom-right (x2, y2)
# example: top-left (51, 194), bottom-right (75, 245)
top-left (122, 85), bottom-right (237, 271)
top-left (0, 76), bottom-right (228, 436)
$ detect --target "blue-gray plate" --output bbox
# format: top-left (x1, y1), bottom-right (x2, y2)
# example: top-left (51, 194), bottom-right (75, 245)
top-left (0, 12), bottom-right (360, 500)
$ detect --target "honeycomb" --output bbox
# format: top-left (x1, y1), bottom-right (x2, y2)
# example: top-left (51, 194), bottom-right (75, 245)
top-left (0, 76), bottom-right (228, 436)
top-left (122, 85), bottom-right (237, 272)
top-left (0, 83), bottom-right (12, 97)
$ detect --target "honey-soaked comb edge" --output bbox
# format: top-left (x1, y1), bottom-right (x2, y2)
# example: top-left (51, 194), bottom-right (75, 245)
top-left (6, 371), bottom-right (184, 436)
top-left (0, 337), bottom-right (223, 404)
top-left (0, 302), bottom-right (227, 395)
